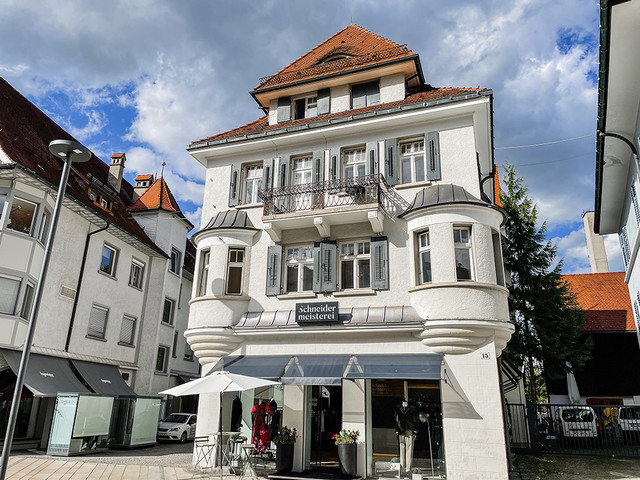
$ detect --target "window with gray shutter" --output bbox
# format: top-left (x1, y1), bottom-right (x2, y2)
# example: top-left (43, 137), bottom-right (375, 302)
top-left (229, 164), bottom-right (240, 207)
top-left (313, 150), bottom-right (325, 183)
top-left (279, 156), bottom-right (290, 187)
top-left (426, 131), bottom-right (441, 181)
top-left (317, 88), bottom-right (330, 115)
top-left (88, 305), bottom-right (108, 339)
top-left (385, 138), bottom-right (398, 186)
top-left (329, 152), bottom-right (338, 181)
top-left (263, 158), bottom-right (274, 191)
top-left (0, 275), bottom-right (20, 315)
top-left (313, 241), bottom-right (337, 293)
top-left (371, 236), bottom-right (389, 290)
top-left (351, 81), bottom-right (380, 108)
top-left (277, 97), bottom-right (292, 123)
top-left (266, 245), bottom-right (283, 296)
top-left (366, 141), bottom-right (378, 175)
top-left (119, 315), bottom-right (136, 345)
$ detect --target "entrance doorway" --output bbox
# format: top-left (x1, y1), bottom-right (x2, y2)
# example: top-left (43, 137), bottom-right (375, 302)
top-left (309, 385), bottom-right (342, 472)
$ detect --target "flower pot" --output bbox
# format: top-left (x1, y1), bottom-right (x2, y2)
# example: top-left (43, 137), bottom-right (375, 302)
top-left (276, 443), bottom-right (294, 473)
top-left (337, 442), bottom-right (357, 477)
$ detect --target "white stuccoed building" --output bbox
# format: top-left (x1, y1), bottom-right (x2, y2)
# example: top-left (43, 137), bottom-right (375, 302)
top-left (185, 26), bottom-right (514, 479)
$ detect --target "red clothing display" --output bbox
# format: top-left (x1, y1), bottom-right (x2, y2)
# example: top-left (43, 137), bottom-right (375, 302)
top-left (251, 400), bottom-right (273, 452)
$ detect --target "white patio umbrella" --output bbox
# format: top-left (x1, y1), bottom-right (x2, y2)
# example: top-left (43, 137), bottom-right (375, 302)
top-left (160, 370), bottom-right (279, 479)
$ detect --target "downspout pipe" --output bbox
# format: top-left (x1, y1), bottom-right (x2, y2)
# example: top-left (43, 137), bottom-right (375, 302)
top-left (65, 220), bottom-right (110, 352)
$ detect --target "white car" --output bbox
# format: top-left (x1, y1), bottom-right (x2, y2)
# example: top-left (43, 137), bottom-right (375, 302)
top-left (157, 413), bottom-right (197, 443)
top-left (555, 406), bottom-right (601, 446)
top-left (619, 406), bottom-right (640, 444)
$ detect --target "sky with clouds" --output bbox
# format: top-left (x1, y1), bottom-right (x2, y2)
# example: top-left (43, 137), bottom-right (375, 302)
top-left (0, 0), bottom-right (622, 274)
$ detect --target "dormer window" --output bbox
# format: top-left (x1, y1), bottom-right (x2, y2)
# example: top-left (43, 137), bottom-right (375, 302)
top-left (321, 54), bottom-right (351, 63)
top-left (351, 81), bottom-right (380, 109)
top-left (293, 95), bottom-right (318, 120)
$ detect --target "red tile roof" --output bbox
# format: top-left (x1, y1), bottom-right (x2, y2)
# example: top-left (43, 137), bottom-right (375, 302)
top-left (111, 153), bottom-right (125, 159)
top-left (0, 76), bottom-right (162, 255)
top-left (563, 272), bottom-right (635, 332)
top-left (192, 87), bottom-right (485, 146)
top-left (129, 177), bottom-right (182, 214)
top-left (135, 174), bottom-right (154, 181)
top-left (254, 25), bottom-right (416, 91)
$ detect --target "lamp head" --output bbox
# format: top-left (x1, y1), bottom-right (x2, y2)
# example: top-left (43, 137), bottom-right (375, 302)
top-left (48, 140), bottom-right (91, 163)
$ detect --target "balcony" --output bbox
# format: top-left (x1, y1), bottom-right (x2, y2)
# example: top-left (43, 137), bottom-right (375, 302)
top-left (258, 174), bottom-right (389, 241)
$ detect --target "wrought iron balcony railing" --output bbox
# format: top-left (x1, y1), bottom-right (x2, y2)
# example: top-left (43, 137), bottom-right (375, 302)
top-left (258, 174), bottom-right (388, 216)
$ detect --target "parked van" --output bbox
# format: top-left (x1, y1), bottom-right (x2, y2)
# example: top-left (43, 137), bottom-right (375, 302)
top-left (555, 406), bottom-right (601, 446)
top-left (618, 406), bottom-right (640, 444)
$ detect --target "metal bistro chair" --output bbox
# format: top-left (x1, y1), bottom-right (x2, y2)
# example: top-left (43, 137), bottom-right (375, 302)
top-left (193, 435), bottom-right (215, 479)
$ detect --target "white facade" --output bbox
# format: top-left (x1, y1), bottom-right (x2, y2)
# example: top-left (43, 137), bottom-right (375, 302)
top-left (186, 27), bottom-right (513, 480)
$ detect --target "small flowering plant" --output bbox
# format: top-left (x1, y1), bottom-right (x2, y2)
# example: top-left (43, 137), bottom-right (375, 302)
top-left (273, 425), bottom-right (299, 445)
top-left (332, 429), bottom-right (360, 444)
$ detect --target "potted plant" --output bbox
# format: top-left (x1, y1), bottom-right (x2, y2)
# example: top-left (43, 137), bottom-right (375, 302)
top-left (273, 426), bottom-right (297, 473)
top-left (332, 429), bottom-right (359, 477)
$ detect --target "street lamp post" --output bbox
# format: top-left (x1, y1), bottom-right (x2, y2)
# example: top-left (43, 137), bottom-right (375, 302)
top-left (0, 140), bottom-right (91, 480)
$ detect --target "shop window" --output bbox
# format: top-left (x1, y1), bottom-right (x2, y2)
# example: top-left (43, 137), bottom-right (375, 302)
top-left (99, 244), bottom-right (118, 277)
top-left (169, 247), bottom-right (182, 275)
top-left (162, 298), bottom-right (175, 326)
top-left (400, 140), bottom-right (425, 184)
top-left (129, 259), bottom-right (145, 289)
top-left (340, 241), bottom-right (371, 289)
top-left (244, 164), bottom-right (263, 205)
top-left (454, 226), bottom-right (473, 281)
top-left (342, 147), bottom-right (366, 179)
top-left (286, 245), bottom-right (314, 293)
top-left (0, 275), bottom-right (21, 315)
top-left (88, 304), bottom-right (108, 340)
top-left (351, 81), bottom-right (379, 109)
top-left (226, 248), bottom-right (245, 295)
top-left (119, 314), bottom-right (136, 346)
top-left (7, 196), bottom-right (37, 235)
top-left (293, 95), bottom-right (318, 120)
top-left (198, 250), bottom-right (210, 297)
top-left (19, 282), bottom-right (35, 320)
top-left (155, 345), bottom-right (169, 373)
top-left (417, 231), bottom-right (432, 284)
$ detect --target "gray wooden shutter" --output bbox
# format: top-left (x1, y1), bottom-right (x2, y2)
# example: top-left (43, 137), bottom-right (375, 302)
top-left (367, 82), bottom-right (380, 106)
top-left (266, 245), bottom-right (282, 296)
top-left (366, 141), bottom-right (378, 175)
top-left (313, 242), bottom-right (322, 293)
top-left (329, 151), bottom-right (338, 181)
top-left (279, 155), bottom-right (290, 187)
top-left (228, 164), bottom-right (240, 206)
top-left (426, 132), bottom-right (441, 181)
top-left (313, 150), bottom-right (325, 183)
top-left (317, 88), bottom-right (330, 115)
top-left (371, 236), bottom-right (389, 290)
top-left (320, 241), bottom-right (337, 292)
top-left (351, 84), bottom-right (366, 109)
top-left (262, 158), bottom-right (274, 190)
top-left (277, 97), bottom-right (291, 123)
top-left (385, 138), bottom-right (398, 186)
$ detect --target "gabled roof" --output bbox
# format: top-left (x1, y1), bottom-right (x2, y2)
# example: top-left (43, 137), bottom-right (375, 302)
top-left (135, 174), bottom-right (154, 181)
top-left (563, 272), bottom-right (635, 332)
top-left (253, 24), bottom-right (417, 92)
top-left (128, 177), bottom-right (193, 229)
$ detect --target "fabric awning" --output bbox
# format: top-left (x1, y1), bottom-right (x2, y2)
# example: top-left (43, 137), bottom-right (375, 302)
top-left (345, 354), bottom-right (442, 380)
top-left (71, 360), bottom-right (136, 396)
top-left (281, 355), bottom-right (351, 385)
top-left (177, 374), bottom-right (199, 384)
top-left (2, 350), bottom-right (90, 397)
top-left (211, 355), bottom-right (291, 380)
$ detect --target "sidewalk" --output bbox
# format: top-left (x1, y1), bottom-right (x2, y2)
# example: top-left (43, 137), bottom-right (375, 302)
top-left (512, 454), bottom-right (640, 480)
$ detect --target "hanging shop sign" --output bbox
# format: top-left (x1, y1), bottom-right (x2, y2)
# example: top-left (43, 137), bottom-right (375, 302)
top-left (295, 302), bottom-right (339, 323)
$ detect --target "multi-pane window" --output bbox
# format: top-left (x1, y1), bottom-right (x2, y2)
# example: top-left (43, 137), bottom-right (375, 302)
top-left (198, 250), bottom-right (210, 297)
top-left (621, 227), bottom-right (631, 267)
top-left (400, 140), bottom-right (426, 184)
top-left (343, 148), bottom-right (366, 179)
top-left (294, 96), bottom-right (318, 120)
top-left (340, 241), bottom-right (371, 289)
top-left (19, 282), bottom-right (35, 320)
top-left (292, 156), bottom-right (313, 185)
top-left (155, 345), bottom-right (169, 373)
top-left (162, 298), bottom-right (175, 326)
top-left (454, 226), bottom-right (473, 280)
top-left (0, 275), bottom-right (21, 315)
top-left (7, 197), bottom-right (37, 235)
top-left (88, 305), bottom-right (108, 339)
top-left (244, 164), bottom-right (263, 204)
top-left (417, 231), bottom-right (432, 284)
top-left (226, 248), bottom-right (245, 295)
top-left (633, 185), bottom-right (640, 225)
top-left (129, 259), bottom-right (145, 289)
top-left (286, 246), bottom-right (314, 293)
top-left (169, 248), bottom-right (181, 275)
top-left (100, 244), bottom-right (118, 276)
top-left (119, 314), bottom-right (136, 346)
top-left (38, 210), bottom-right (51, 244)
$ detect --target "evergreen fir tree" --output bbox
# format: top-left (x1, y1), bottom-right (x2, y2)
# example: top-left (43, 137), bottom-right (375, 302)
top-left (500, 163), bottom-right (590, 404)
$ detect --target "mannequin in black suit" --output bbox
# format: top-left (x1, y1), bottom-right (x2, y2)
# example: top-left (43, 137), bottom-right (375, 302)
top-left (395, 400), bottom-right (419, 472)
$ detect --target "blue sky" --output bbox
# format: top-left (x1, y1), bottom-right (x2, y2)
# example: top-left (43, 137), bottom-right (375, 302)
top-left (0, 0), bottom-right (622, 273)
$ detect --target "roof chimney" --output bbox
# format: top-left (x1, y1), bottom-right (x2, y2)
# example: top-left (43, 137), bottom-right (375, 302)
top-left (133, 174), bottom-right (155, 201)
top-left (108, 153), bottom-right (126, 193)
top-left (583, 211), bottom-right (609, 273)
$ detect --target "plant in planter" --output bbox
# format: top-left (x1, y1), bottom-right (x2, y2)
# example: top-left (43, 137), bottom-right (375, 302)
top-left (273, 426), bottom-right (298, 473)
top-left (332, 430), bottom-right (359, 477)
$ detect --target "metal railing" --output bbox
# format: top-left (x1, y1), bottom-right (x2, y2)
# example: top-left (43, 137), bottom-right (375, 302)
top-left (259, 174), bottom-right (387, 216)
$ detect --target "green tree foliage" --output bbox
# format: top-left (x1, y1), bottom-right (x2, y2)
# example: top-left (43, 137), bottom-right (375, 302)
top-left (500, 164), bottom-right (590, 404)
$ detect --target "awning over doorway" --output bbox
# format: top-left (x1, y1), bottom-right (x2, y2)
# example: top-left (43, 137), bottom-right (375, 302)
top-left (1, 350), bottom-right (90, 397)
top-left (281, 355), bottom-right (351, 385)
top-left (71, 359), bottom-right (136, 396)
top-left (345, 354), bottom-right (442, 380)
top-left (211, 355), bottom-right (291, 380)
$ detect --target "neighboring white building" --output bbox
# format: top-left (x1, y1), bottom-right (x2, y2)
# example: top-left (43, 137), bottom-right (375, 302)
top-left (595, 0), bottom-right (640, 344)
top-left (0, 76), bottom-right (199, 447)
top-left (186, 26), bottom-right (513, 479)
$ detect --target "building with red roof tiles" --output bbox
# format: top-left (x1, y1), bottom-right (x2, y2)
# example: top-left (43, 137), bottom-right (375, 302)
top-left (0, 75), bottom-right (199, 446)
top-left (186, 26), bottom-right (510, 479)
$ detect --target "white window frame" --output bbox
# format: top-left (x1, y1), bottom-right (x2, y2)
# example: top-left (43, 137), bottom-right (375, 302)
top-left (417, 230), bottom-right (432, 284)
top-left (155, 345), bottom-right (169, 373)
top-left (37, 209), bottom-right (51, 244)
top-left (342, 147), bottom-right (366, 179)
top-left (19, 281), bottom-right (35, 320)
top-left (225, 247), bottom-right (245, 295)
top-left (169, 247), bottom-right (182, 275)
top-left (293, 94), bottom-right (318, 120)
top-left (243, 163), bottom-right (263, 205)
top-left (198, 250), bottom-right (210, 296)
top-left (339, 240), bottom-right (371, 290)
top-left (0, 274), bottom-right (22, 315)
top-left (291, 155), bottom-right (313, 185)
top-left (7, 196), bottom-right (38, 236)
top-left (399, 139), bottom-right (426, 184)
top-left (99, 244), bottom-right (118, 277)
top-left (129, 259), bottom-right (145, 289)
top-left (285, 245), bottom-right (315, 293)
top-left (454, 226), bottom-right (474, 281)
top-left (119, 314), bottom-right (137, 346)
top-left (162, 297), bottom-right (175, 326)
top-left (87, 304), bottom-right (109, 340)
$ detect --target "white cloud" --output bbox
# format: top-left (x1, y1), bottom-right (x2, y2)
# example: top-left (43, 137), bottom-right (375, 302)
top-left (185, 206), bottom-right (203, 233)
top-left (553, 227), bottom-right (590, 274)
top-left (604, 233), bottom-right (624, 273)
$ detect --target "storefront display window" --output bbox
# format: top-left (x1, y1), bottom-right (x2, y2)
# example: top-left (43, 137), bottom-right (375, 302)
top-left (368, 379), bottom-right (444, 478)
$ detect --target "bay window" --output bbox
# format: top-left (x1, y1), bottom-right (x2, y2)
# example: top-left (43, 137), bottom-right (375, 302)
top-left (417, 230), bottom-right (432, 284)
top-left (454, 226), bottom-right (473, 280)
top-left (226, 247), bottom-right (245, 295)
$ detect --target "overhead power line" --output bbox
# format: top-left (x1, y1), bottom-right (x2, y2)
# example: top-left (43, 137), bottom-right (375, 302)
top-left (495, 134), bottom-right (594, 150)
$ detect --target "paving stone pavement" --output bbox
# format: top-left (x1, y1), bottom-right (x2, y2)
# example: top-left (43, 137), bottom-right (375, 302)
top-left (512, 454), bottom-right (640, 480)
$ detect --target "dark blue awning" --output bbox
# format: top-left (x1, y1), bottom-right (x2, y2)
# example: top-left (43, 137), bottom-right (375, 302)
top-left (211, 355), bottom-right (291, 380)
top-left (345, 354), bottom-right (442, 380)
top-left (281, 355), bottom-right (351, 386)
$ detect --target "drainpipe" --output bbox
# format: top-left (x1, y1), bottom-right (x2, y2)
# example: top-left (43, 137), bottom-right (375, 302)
top-left (65, 220), bottom-right (110, 352)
